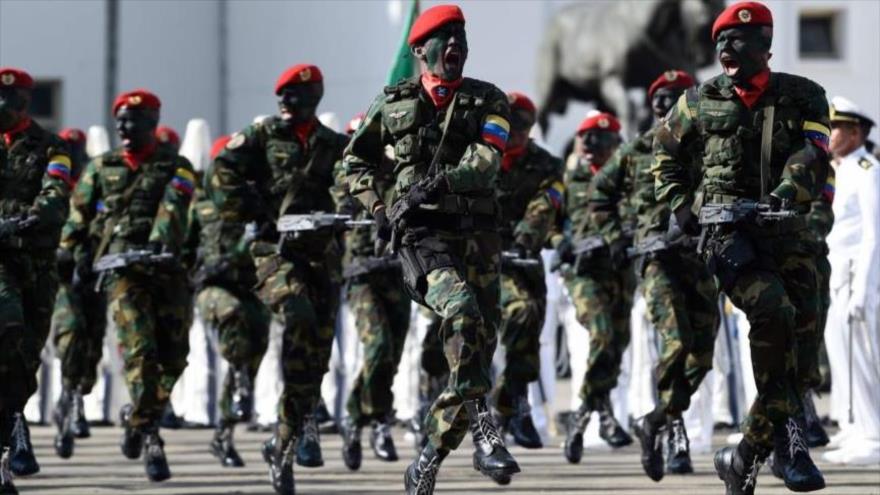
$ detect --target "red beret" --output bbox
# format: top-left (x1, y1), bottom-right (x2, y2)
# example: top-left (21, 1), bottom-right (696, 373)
top-left (59, 128), bottom-right (86, 144)
top-left (577, 112), bottom-right (621, 135)
top-left (408, 5), bottom-right (465, 46)
top-left (648, 70), bottom-right (695, 100)
top-left (155, 125), bottom-right (180, 147)
top-left (211, 135), bottom-right (232, 160)
top-left (0, 67), bottom-right (34, 90)
top-left (345, 113), bottom-right (365, 135)
top-left (712, 1), bottom-right (773, 42)
top-left (113, 89), bottom-right (161, 115)
top-left (275, 64), bottom-right (323, 95)
top-left (507, 92), bottom-right (537, 116)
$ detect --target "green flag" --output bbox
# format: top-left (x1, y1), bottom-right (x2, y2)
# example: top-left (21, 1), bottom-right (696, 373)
top-left (387, 0), bottom-right (420, 85)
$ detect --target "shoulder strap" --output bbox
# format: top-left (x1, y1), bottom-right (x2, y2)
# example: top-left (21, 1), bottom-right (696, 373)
top-left (427, 94), bottom-right (459, 178)
top-left (760, 104), bottom-right (775, 198)
top-left (92, 167), bottom-right (148, 262)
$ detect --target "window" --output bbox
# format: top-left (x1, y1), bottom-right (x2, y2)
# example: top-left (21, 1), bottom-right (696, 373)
top-left (799, 11), bottom-right (842, 59)
top-left (29, 79), bottom-right (62, 131)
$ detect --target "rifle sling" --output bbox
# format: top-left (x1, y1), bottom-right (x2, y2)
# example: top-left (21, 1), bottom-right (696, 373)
top-left (760, 104), bottom-right (775, 199)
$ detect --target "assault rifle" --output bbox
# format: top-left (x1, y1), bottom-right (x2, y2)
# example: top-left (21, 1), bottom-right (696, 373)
top-left (501, 250), bottom-right (542, 267)
top-left (626, 234), bottom-right (698, 258)
top-left (277, 213), bottom-right (373, 233)
top-left (92, 248), bottom-right (175, 291)
top-left (342, 255), bottom-right (402, 279)
top-left (191, 223), bottom-right (257, 288)
top-left (697, 200), bottom-right (799, 253)
top-left (0, 214), bottom-right (38, 241)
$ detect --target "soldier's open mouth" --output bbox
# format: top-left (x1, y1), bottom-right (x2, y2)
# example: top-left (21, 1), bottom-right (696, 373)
top-left (443, 48), bottom-right (461, 73)
top-left (720, 53), bottom-right (740, 76)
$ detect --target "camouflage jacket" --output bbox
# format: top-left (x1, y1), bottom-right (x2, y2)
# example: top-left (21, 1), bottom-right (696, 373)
top-left (564, 156), bottom-right (607, 242)
top-left (207, 117), bottom-right (347, 259)
top-left (60, 146), bottom-right (195, 266)
top-left (0, 120), bottom-right (71, 253)
top-left (497, 140), bottom-right (564, 252)
top-left (343, 76), bottom-right (510, 231)
top-left (654, 72), bottom-right (831, 216)
top-left (332, 153), bottom-right (396, 261)
top-left (806, 161), bottom-right (835, 251)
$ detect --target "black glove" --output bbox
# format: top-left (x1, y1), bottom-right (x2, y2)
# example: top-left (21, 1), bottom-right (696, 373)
top-left (409, 174), bottom-right (448, 206)
top-left (511, 243), bottom-right (529, 260)
top-left (147, 241), bottom-right (165, 255)
top-left (373, 206), bottom-right (391, 242)
top-left (556, 238), bottom-right (575, 264)
top-left (608, 237), bottom-right (630, 269)
top-left (674, 205), bottom-right (700, 236)
top-left (762, 193), bottom-right (783, 212)
top-left (56, 248), bottom-right (75, 282)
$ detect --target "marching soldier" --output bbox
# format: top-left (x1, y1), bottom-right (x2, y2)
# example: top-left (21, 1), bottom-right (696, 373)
top-left (653, 2), bottom-right (828, 492)
top-left (60, 89), bottom-right (195, 482)
top-left (343, 5), bottom-right (520, 492)
top-left (207, 64), bottom-right (348, 495)
top-left (492, 91), bottom-right (563, 449)
top-left (561, 111), bottom-right (634, 464)
top-left (0, 67), bottom-right (72, 491)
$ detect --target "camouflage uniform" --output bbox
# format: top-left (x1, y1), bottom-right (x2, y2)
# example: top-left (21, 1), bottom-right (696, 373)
top-left (493, 141), bottom-right (563, 418)
top-left (344, 76), bottom-right (510, 453)
top-left (207, 116), bottom-right (346, 439)
top-left (60, 145), bottom-right (194, 428)
top-left (590, 127), bottom-right (718, 417)
top-left (653, 72), bottom-right (831, 449)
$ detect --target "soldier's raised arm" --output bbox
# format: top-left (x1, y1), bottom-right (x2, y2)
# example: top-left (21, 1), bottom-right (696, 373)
top-left (149, 156), bottom-right (195, 253)
top-left (443, 87), bottom-right (510, 193)
top-left (513, 150), bottom-right (564, 252)
top-left (59, 158), bottom-right (100, 262)
top-left (652, 90), bottom-right (700, 214)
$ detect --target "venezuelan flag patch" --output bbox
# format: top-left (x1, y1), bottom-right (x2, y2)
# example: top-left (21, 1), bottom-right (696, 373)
top-left (821, 175), bottom-right (835, 203)
top-left (96, 199), bottom-right (107, 213)
top-left (546, 180), bottom-right (564, 210)
top-left (482, 114), bottom-right (510, 151)
top-left (46, 155), bottom-right (72, 185)
top-left (171, 167), bottom-right (195, 196)
top-left (803, 121), bottom-right (830, 153)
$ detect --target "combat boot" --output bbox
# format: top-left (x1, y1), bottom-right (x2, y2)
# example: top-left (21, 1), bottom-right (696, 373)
top-left (159, 403), bottom-right (183, 430)
top-left (466, 398), bottom-right (520, 485)
top-left (71, 386), bottom-right (90, 439)
top-left (229, 367), bottom-right (253, 423)
top-left (507, 395), bottom-right (542, 449)
top-left (597, 398), bottom-right (632, 448)
top-left (340, 417), bottom-right (362, 471)
top-left (119, 404), bottom-right (143, 459)
top-left (295, 414), bottom-right (323, 467)
top-left (563, 403), bottom-right (590, 464)
top-left (262, 433), bottom-right (296, 495)
top-left (371, 416), bottom-right (398, 462)
top-left (0, 447), bottom-right (17, 495)
top-left (801, 392), bottom-right (829, 448)
top-left (142, 426), bottom-right (171, 482)
top-left (667, 417), bottom-right (693, 474)
top-left (633, 414), bottom-right (665, 481)
top-left (53, 388), bottom-right (75, 459)
top-left (314, 398), bottom-right (333, 431)
top-left (9, 413), bottom-right (38, 476)
top-left (772, 417), bottom-right (825, 492)
top-left (404, 443), bottom-right (446, 495)
top-left (211, 420), bottom-right (244, 467)
top-left (714, 439), bottom-right (768, 495)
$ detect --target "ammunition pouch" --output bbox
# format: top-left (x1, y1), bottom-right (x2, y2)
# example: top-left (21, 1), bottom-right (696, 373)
top-left (397, 231), bottom-right (456, 305)
top-left (707, 230), bottom-right (756, 291)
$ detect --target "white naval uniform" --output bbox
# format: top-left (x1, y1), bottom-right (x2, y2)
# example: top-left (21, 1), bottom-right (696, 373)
top-left (823, 145), bottom-right (880, 465)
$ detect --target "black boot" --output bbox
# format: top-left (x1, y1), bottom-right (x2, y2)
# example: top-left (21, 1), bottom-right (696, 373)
top-left (507, 395), bottom-right (542, 449)
top-left (371, 418), bottom-right (398, 462)
top-left (633, 414), bottom-right (665, 481)
top-left (262, 433), bottom-right (296, 495)
top-left (404, 443), bottom-right (446, 495)
top-left (341, 417), bottom-right (362, 471)
top-left (714, 439), bottom-right (768, 495)
top-left (598, 399), bottom-right (632, 448)
top-left (159, 403), bottom-right (183, 430)
top-left (466, 398), bottom-right (520, 485)
top-left (119, 404), bottom-right (143, 460)
top-left (563, 404), bottom-right (590, 464)
top-left (314, 398), bottom-right (331, 426)
top-left (211, 421), bottom-right (244, 467)
top-left (142, 427), bottom-right (171, 482)
top-left (667, 417), bottom-right (693, 474)
top-left (801, 392), bottom-right (829, 448)
top-left (295, 414), bottom-right (323, 467)
top-left (53, 388), bottom-right (75, 459)
top-left (9, 413), bottom-right (38, 476)
top-left (0, 447), bottom-right (17, 495)
top-left (229, 367), bottom-right (253, 423)
top-left (772, 417), bottom-right (825, 492)
top-left (71, 386), bottom-right (90, 439)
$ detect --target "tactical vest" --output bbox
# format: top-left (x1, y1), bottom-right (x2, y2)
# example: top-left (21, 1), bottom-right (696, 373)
top-left (0, 122), bottom-right (62, 216)
top-left (565, 163), bottom-right (596, 239)
top-left (191, 187), bottom-right (258, 288)
top-left (628, 128), bottom-right (671, 239)
top-left (496, 142), bottom-right (558, 242)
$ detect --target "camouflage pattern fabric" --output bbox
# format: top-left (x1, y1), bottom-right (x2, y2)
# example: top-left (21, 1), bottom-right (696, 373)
top-left (52, 282), bottom-right (107, 393)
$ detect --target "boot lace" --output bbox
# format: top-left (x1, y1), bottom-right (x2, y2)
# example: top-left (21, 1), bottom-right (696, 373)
top-left (785, 418), bottom-right (808, 458)
top-left (477, 409), bottom-right (504, 447)
top-left (415, 456), bottom-right (440, 494)
top-left (572, 405), bottom-right (591, 433)
top-left (0, 448), bottom-right (12, 486)
top-left (11, 413), bottom-right (30, 453)
top-left (742, 456), bottom-right (763, 491)
top-left (145, 432), bottom-right (165, 458)
top-left (375, 421), bottom-right (391, 440)
top-left (302, 415), bottom-right (319, 443)
top-left (670, 420), bottom-right (689, 454)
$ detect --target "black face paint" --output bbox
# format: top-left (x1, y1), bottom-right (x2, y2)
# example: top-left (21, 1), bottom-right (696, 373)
top-left (115, 106), bottom-right (158, 152)
top-left (0, 87), bottom-right (30, 131)
top-left (651, 87), bottom-right (685, 119)
top-left (581, 130), bottom-right (619, 167)
top-left (716, 26), bottom-right (770, 84)
top-left (278, 82), bottom-right (323, 124)
top-left (420, 22), bottom-right (468, 81)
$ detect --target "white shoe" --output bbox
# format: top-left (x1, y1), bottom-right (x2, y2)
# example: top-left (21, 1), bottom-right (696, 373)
top-left (726, 432), bottom-right (743, 445)
top-left (839, 440), bottom-right (880, 466)
top-left (827, 427), bottom-right (854, 449)
top-left (822, 447), bottom-right (850, 464)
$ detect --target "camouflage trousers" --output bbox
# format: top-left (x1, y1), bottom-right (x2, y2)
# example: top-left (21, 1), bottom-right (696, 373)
top-left (804, 249), bottom-right (831, 392)
top-left (564, 259), bottom-right (634, 409)
top-left (195, 284), bottom-right (271, 425)
top-left (345, 268), bottom-right (411, 426)
top-left (0, 254), bottom-right (58, 415)
top-left (419, 309), bottom-right (448, 403)
top-left (252, 249), bottom-right (339, 436)
top-left (493, 264), bottom-right (546, 419)
top-left (52, 281), bottom-right (108, 394)
top-left (711, 229), bottom-right (815, 449)
top-left (107, 270), bottom-right (192, 428)
top-left (415, 231), bottom-right (501, 454)
top-left (642, 249), bottom-right (718, 417)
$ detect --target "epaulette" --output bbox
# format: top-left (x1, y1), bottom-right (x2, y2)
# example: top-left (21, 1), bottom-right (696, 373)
top-left (859, 157), bottom-right (875, 170)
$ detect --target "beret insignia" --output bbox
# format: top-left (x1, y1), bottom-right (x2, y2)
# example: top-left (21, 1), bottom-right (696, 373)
top-left (1, 73), bottom-right (14, 85)
top-left (738, 9), bottom-right (752, 23)
top-left (300, 68), bottom-right (311, 82)
top-left (598, 117), bottom-right (610, 129)
top-left (226, 133), bottom-right (245, 150)
top-left (128, 95), bottom-right (142, 105)
top-left (664, 70), bottom-right (678, 81)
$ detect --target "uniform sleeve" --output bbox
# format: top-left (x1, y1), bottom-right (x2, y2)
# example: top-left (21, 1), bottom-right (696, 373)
top-left (807, 162), bottom-right (835, 240)
top-left (444, 88), bottom-right (511, 194)
top-left (587, 147), bottom-right (629, 243)
top-left (31, 141), bottom-right (72, 235)
top-left (343, 94), bottom-right (387, 213)
top-left (59, 158), bottom-right (100, 261)
top-left (513, 152), bottom-right (564, 252)
top-left (653, 90), bottom-right (700, 213)
top-left (851, 158), bottom-right (880, 309)
top-left (180, 191), bottom-right (202, 270)
top-left (149, 156), bottom-right (196, 251)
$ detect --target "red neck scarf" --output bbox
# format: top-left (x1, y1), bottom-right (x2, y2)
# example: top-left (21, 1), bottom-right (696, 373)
top-left (501, 145), bottom-right (527, 172)
top-left (122, 140), bottom-right (157, 172)
top-left (421, 73), bottom-right (463, 108)
top-left (2, 117), bottom-right (32, 147)
top-left (733, 69), bottom-right (770, 110)
top-left (293, 118), bottom-right (318, 150)
top-left (589, 163), bottom-right (602, 176)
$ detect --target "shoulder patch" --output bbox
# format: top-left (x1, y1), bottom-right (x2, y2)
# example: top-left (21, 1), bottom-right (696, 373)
top-left (859, 157), bottom-right (874, 170)
top-left (226, 133), bottom-right (245, 150)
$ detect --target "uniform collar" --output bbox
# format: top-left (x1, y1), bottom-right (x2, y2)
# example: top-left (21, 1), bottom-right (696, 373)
top-left (501, 144), bottom-right (527, 172)
top-left (842, 145), bottom-right (868, 162)
top-left (293, 118), bottom-right (318, 150)
top-left (2, 117), bottom-right (32, 147)
top-left (732, 69), bottom-right (771, 110)
top-left (420, 73), bottom-right (463, 108)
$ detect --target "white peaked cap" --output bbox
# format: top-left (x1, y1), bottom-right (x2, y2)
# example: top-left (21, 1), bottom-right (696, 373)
top-left (180, 118), bottom-right (212, 173)
top-left (85, 125), bottom-right (111, 158)
top-left (831, 96), bottom-right (875, 128)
